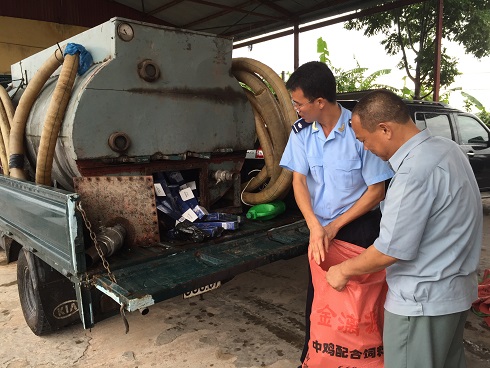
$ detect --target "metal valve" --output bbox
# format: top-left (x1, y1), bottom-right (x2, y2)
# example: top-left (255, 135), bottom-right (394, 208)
top-left (213, 170), bottom-right (237, 184)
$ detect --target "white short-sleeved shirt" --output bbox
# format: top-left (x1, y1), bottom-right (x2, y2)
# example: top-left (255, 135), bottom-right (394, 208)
top-left (279, 105), bottom-right (394, 225)
top-left (375, 129), bottom-right (483, 316)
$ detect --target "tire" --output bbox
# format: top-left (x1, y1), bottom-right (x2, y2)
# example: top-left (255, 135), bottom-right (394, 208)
top-left (17, 249), bottom-right (52, 336)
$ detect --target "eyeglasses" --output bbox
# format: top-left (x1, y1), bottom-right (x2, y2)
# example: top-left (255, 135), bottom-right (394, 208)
top-left (291, 98), bottom-right (314, 110)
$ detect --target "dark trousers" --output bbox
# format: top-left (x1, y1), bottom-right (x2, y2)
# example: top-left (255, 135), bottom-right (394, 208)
top-left (300, 208), bottom-right (382, 364)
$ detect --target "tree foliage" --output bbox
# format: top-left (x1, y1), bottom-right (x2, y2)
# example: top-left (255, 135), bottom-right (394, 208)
top-left (462, 91), bottom-right (490, 126)
top-left (345, 0), bottom-right (490, 100)
top-left (477, 111), bottom-right (490, 127)
top-left (317, 37), bottom-right (392, 93)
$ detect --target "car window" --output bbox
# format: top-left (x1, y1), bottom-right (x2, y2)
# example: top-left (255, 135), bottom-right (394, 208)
top-left (414, 112), bottom-right (453, 140)
top-left (457, 115), bottom-right (490, 145)
top-left (414, 112), bottom-right (427, 130)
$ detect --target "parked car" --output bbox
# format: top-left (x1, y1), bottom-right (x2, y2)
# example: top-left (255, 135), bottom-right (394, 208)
top-left (247, 97), bottom-right (490, 191)
top-left (338, 96), bottom-right (490, 191)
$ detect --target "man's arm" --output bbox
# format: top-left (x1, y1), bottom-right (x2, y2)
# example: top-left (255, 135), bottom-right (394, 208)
top-left (292, 171), bottom-right (329, 264)
top-left (323, 181), bottom-right (386, 241)
top-left (326, 245), bottom-right (397, 291)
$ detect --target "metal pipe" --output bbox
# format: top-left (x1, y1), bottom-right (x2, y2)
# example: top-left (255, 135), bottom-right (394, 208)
top-left (433, 0), bottom-right (444, 101)
top-left (85, 223), bottom-right (126, 267)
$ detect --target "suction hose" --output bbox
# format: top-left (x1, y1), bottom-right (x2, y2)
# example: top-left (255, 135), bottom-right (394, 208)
top-left (0, 128), bottom-right (8, 175)
top-left (35, 53), bottom-right (79, 186)
top-left (0, 85), bottom-right (14, 124)
top-left (0, 85), bottom-right (13, 174)
top-left (231, 58), bottom-right (297, 205)
top-left (234, 70), bottom-right (287, 184)
top-left (244, 89), bottom-right (275, 191)
top-left (9, 48), bottom-right (65, 180)
top-left (0, 105), bottom-right (9, 175)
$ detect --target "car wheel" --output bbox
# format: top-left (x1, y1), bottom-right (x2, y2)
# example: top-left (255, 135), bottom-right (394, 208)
top-left (17, 249), bottom-right (52, 336)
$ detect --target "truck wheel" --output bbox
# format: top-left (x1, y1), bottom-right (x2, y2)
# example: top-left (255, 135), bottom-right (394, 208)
top-left (17, 249), bottom-right (52, 335)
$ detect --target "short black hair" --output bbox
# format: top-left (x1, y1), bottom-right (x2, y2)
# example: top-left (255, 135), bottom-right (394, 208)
top-left (352, 89), bottom-right (411, 132)
top-left (285, 61), bottom-right (336, 103)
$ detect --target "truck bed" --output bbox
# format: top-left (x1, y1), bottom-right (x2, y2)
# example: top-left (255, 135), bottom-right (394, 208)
top-left (0, 174), bottom-right (308, 318)
top-left (88, 210), bottom-right (308, 311)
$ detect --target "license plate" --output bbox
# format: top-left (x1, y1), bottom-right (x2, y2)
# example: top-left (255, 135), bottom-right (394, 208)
top-left (183, 281), bottom-right (221, 299)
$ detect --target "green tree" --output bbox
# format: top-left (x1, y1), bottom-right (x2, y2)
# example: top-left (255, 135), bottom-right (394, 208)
top-left (462, 91), bottom-right (490, 127)
top-left (317, 37), bottom-right (392, 93)
top-left (345, 0), bottom-right (490, 100)
top-left (478, 111), bottom-right (490, 127)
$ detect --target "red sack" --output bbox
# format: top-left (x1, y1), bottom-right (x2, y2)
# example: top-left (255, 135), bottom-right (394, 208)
top-left (472, 269), bottom-right (490, 327)
top-left (303, 239), bottom-right (387, 368)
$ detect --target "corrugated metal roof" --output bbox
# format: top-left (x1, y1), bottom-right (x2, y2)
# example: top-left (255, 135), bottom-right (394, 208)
top-left (1, 0), bottom-right (423, 42)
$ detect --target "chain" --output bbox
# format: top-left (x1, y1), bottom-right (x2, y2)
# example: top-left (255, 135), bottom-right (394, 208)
top-left (76, 201), bottom-right (117, 284)
top-left (77, 201), bottom-right (131, 333)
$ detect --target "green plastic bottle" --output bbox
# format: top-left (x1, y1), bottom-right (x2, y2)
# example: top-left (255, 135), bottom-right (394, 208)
top-left (246, 200), bottom-right (286, 221)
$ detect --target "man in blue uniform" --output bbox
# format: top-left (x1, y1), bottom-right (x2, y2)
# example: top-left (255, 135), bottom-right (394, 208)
top-left (326, 89), bottom-right (482, 368)
top-left (279, 62), bottom-right (393, 366)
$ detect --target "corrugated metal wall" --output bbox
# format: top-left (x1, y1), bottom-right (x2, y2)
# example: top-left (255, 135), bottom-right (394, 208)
top-left (0, 0), bottom-right (166, 28)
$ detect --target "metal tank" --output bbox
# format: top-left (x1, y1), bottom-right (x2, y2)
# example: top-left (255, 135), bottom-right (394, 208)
top-left (10, 18), bottom-right (255, 194)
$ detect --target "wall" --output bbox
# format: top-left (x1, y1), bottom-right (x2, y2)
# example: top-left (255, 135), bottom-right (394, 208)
top-left (0, 16), bottom-right (87, 75)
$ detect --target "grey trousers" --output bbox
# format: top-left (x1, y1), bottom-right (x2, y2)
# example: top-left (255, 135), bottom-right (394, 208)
top-left (384, 309), bottom-right (469, 368)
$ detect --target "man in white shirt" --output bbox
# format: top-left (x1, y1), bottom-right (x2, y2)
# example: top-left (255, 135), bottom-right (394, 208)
top-left (327, 89), bottom-right (483, 368)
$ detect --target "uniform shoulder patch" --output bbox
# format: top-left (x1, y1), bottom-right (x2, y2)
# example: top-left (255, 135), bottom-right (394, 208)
top-left (291, 118), bottom-right (312, 134)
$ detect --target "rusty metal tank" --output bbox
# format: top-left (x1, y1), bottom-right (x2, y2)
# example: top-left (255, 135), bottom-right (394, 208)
top-left (10, 18), bottom-right (255, 190)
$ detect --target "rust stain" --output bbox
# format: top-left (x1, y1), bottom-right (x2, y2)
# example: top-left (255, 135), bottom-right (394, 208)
top-left (73, 176), bottom-right (159, 247)
top-left (127, 86), bottom-right (247, 104)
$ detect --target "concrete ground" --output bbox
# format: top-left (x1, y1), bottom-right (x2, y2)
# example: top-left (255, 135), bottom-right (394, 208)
top-left (0, 197), bottom-right (489, 368)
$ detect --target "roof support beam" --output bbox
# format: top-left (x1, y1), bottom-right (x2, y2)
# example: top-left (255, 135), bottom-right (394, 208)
top-left (255, 0), bottom-right (293, 17)
top-left (183, 1), bottom-right (256, 28)
top-left (293, 21), bottom-right (299, 70)
top-left (233, 0), bottom-right (424, 48)
top-left (433, 0), bottom-right (443, 101)
top-left (147, 0), bottom-right (185, 16)
top-left (188, 0), bottom-right (285, 21)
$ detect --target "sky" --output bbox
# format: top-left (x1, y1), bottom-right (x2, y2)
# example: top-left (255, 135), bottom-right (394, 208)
top-left (232, 22), bottom-right (490, 113)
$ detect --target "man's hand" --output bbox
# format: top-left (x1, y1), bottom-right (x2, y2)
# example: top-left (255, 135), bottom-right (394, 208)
top-left (308, 224), bottom-right (330, 264)
top-left (308, 221), bottom-right (339, 265)
top-left (323, 221), bottom-right (339, 244)
top-left (326, 263), bottom-right (349, 291)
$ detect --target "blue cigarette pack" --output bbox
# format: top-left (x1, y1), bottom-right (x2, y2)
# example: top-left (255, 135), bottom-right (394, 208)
top-left (203, 213), bottom-right (243, 223)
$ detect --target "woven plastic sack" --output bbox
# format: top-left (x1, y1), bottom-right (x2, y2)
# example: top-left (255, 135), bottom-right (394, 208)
top-left (472, 269), bottom-right (490, 327)
top-left (303, 239), bottom-right (387, 368)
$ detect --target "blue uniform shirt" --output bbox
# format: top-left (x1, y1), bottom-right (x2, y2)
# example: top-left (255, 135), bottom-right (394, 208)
top-left (279, 105), bottom-right (394, 226)
top-left (375, 130), bottom-right (482, 316)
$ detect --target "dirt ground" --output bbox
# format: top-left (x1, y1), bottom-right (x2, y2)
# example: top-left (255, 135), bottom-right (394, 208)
top-left (0, 204), bottom-right (489, 368)
top-left (4, 249), bottom-right (307, 368)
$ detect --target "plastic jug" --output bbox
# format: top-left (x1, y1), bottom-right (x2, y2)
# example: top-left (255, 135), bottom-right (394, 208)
top-left (246, 201), bottom-right (286, 221)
